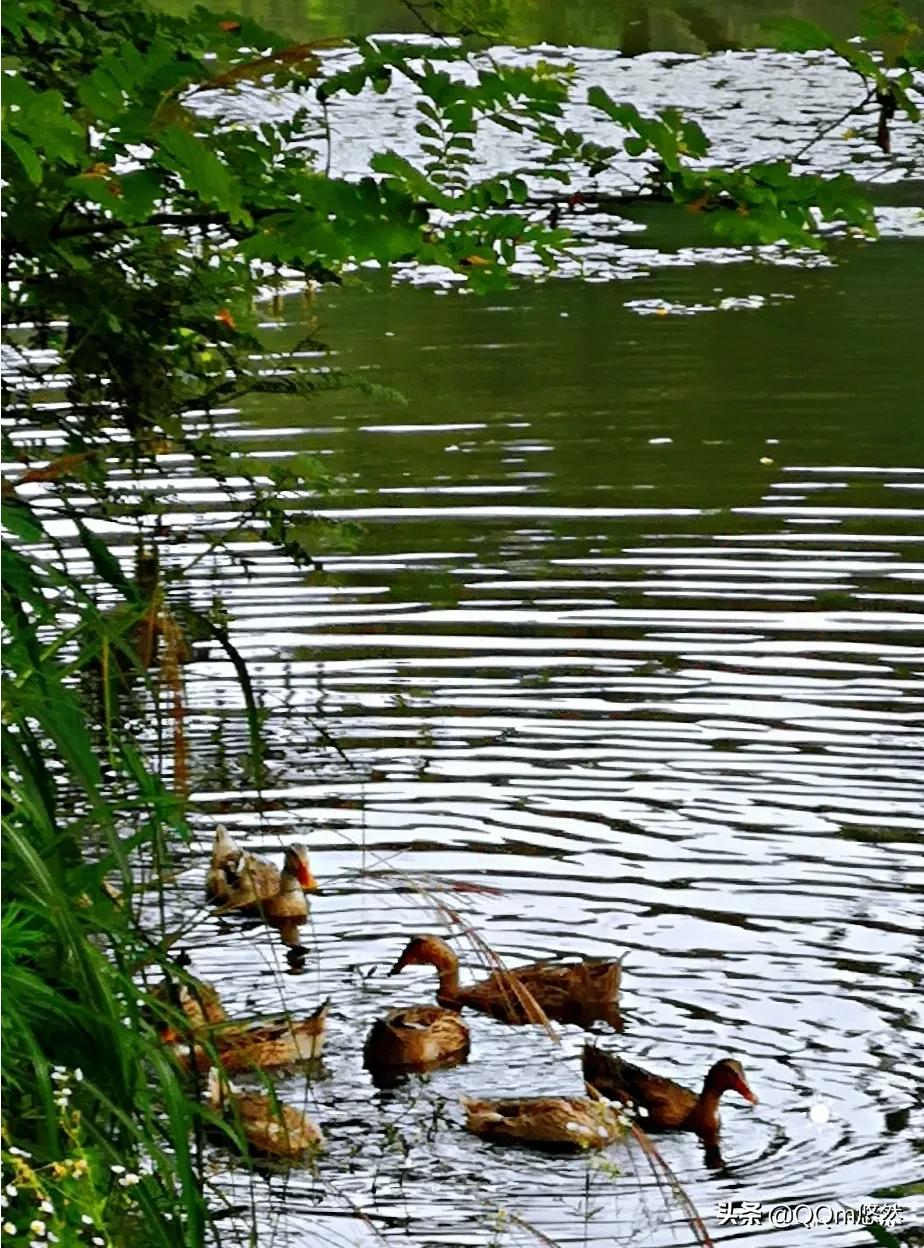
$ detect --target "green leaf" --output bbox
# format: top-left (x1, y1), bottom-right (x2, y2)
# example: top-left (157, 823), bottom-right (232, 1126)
top-left (74, 519), bottom-right (137, 599)
top-left (157, 124), bottom-right (249, 223)
top-left (864, 1226), bottom-right (901, 1248)
top-left (761, 17), bottom-right (831, 52)
top-left (2, 500), bottom-right (45, 543)
top-left (3, 134), bottom-right (43, 185)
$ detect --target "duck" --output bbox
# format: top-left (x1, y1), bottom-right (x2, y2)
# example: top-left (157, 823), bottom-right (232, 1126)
top-left (151, 974), bottom-right (228, 1029)
top-left (162, 1000), bottom-right (329, 1073)
top-left (461, 1094), bottom-right (627, 1151)
top-left (207, 1068), bottom-right (323, 1159)
top-left (216, 843), bottom-right (316, 922)
top-left (261, 847), bottom-right (315, 947)
top-left (389, 934), bottom-right (622, 1027)
top-left (363, 1005), bottom-right (469, 1076)
top-left (205, 825), bottom-right (242, 903)
top-left (582, 1045), bottom-right (758, 1147)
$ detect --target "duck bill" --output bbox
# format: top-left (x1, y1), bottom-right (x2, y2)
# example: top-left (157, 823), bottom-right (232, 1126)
top-left (296, 862), bottom-right (317, 891)
top-left (735, 1076), bottom-right (759, 1105)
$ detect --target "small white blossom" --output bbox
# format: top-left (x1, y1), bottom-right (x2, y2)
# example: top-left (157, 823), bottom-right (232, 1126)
top-left (29, 1221), bottom-right (45, 1237)
top-left (109, 1165), bottom-right (125, 1175)
top-left (565, 1121), bottom-right (592, 1135)
top-left (118, 1174), bottom-right (140, 1187)
top-left (81, 1216), bottom-right (94, 1226)
top-left (73, 1069), bottom-right (83, 1083)
top-left (39, 1202), bottom-right (53, 1214)
top-left (8, 1148), bottom-right (30, 1158)
top-left (4, 1185), bottom-right (16, 1197)
top-left (92, 1239), bottom-right (105, 1246)
top-left (3, 1225), bottom-right (16, 1236)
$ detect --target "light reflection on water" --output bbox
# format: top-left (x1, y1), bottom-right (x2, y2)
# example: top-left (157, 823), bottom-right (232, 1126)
top-left (140, 233), bottom-right (924, 1246)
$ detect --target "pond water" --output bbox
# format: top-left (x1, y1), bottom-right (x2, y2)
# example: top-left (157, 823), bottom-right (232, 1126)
top-left (151, 210), bottom-right (924, 1247)
top-left (54, 12), bottom-right (921, 1247)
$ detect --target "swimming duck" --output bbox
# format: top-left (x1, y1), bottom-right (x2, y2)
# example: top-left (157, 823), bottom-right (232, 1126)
top-left (205, 826), bottom-right (242, 903)
top-left (152, 974), bottom-right (228, 1029)
top-left (462, 1095), bottom-right (627, 1151)
top-left (582, 1046), bottom-right (758, 1144)
top-left (217, 843), bottom-right (316, 920)
top-left (363, 1005), bottom-right (469, 1075)
top-left (262, 847), bottom-right (314, 947)
top-left (389, 934), bottom-right (622, 1027)
top-left (163, 1001), bottom-right (329, 1073)
top-left (208, 1069), bottom-right (323, 1159)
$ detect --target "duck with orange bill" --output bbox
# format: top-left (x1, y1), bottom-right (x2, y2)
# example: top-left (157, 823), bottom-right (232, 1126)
top-left (212, 842), bottom-right (316, 919)
top-left (582, 1045), bottom-right (758, 1165)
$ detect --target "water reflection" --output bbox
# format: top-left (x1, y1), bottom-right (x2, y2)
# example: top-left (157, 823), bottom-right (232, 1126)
top-left (134, 225), bottom-right (924, 1246)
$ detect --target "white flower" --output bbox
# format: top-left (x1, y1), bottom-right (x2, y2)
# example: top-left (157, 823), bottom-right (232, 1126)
top-left (92, 1239), bottom-right (105, 1246)
top-left (8, 1148), bottom-right (31, 1158)
top-left (39, 1202), bottom-right (53, 1214)
top-left (50, 1069), bottom-right (67, 1085)
top-left (29, 1221), bottom-right (45, 1237)
top-left (3, 1225), bottom-right (16, 1236)
top-left (4, 1186), bottom-right (15, 1197)
top-left (109, 1165), bottom-right (125, 1175)
top-left (73, 1069), bottom-right (83, 1083)
top-left (118, 1174), bottom-right (140, 1187)
top-left (81, 1216), bottom-right (94, 1226)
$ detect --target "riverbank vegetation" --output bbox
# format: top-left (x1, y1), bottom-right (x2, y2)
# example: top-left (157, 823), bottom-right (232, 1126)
top-left (2, 0), bottom-right (920, 1244)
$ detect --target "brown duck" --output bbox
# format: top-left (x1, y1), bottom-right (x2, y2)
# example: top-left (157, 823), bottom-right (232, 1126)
top-left (163, 1001), bottom-right (329, 1073)
top-left (582, 1045), bottom-right (758, 1146)
top-left (205, 825), bottom-right (242, 904)
top-left (208, 1069), bottom-right (323, 1159)
top-left (389, 934), bottom-right (622, 1027)
top-left (216, 843), bottom-right (316, 929)
top-left (462, 1095), bottom-right (627, 1151)
top-left (152, 974), bottom-right (228, 1029)
top-left (262, 848), bottom-right (314, 947)
top-left (364, 1005), bottom-right (469, 1076)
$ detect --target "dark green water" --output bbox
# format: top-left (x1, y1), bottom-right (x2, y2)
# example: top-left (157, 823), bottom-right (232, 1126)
top-left (166, 0), bottom-right (924, 49)
top-left (166, 224), bottom-right (924, 1246)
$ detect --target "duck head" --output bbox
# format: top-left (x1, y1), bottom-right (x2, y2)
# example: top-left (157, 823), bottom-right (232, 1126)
top-left (705, 1058), bottom-right (759, 1105)
top-left (389, 934), bottom-right (454, 975)
top-left (283, 844), bottom-right (317, 891)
